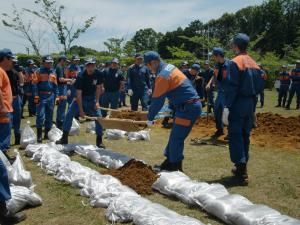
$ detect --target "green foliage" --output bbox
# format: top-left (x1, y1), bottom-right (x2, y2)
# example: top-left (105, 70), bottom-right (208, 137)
top-left (166, 45), bottom-right (195, 60)
top-left (103, 38), bottom-right (124, 58)
top-left (131, 28), bottom-right (163, 52)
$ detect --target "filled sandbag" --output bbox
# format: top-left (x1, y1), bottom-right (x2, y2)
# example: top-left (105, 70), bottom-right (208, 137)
top-left (48, 126), bottom-right (63, 142)
top-left (69, 118), bottom-right (80, 136)
top-left (128, 130), bottom-right (150, 141)
top-left (20, 121), bottom-right (36, 148)
top-left (106, 129), bottom-right (127, 140)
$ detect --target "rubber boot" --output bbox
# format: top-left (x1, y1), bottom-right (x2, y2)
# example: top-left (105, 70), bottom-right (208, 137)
top-left (14, 133), bottom-right (21, 145)
top-left (154, 158), bottom-right (170, 172)
top-left (44, 128), bottom-right (50, 140)
top-left (0, 201), bottom-right (26, 224)
top-left (56, 121), bottom-right (63, 130)
top-left (212, 129), bottom-right (224, 138)
top-left (96, 136), bottom-right (105, 149)
top-left (56, 131), bottom-right (69, 145)
top-left (4, 152), bottom-right (16, 165)
top-left (282, 99), bottom-right (286, 108)
top-left (37, 128), bottom-right (43, 143)
top-left (275, 103), bottom-right (281, 107)
top-left (154, 160), bottom-right (183, 172)
top-left (234, 163), bottom-right (249, 186)
top-left (285, 104), bottom-right (291, 110)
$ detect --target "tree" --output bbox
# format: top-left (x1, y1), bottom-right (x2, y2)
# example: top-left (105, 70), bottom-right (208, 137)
top-left (123, 40), bottom-right (136, 57)
top-left (25, 0), bottom-right (96, 54)
top-left (2, 5), bottom-right (45, 55)
top-left (69, 45), bottom-right (98, 57)
top-left (132, 28), bottom-right (163, 52)
top-left (166, 45), bottom-right (195, 60)
top-left (103, 38), bottom-right (124, 58)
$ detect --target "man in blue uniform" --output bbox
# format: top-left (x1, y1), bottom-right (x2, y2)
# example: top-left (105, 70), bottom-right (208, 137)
top-left (255, 64), bottom-right (267, 108)
top-left (65, 55), bottom-right (81, 105)
top-left (225, 33), bottom-right (263, 185)
top-left (286, 60), bottom-right (300, 110)
top-left (6, 55), bottom-right (24, 145)
top-left (23, 59), bottom-right (36, 117)
top-left (101, 58), bottom-right (124, 117)
top-left (55, 55), bottom-right (73, 129)
top-left (179, 61), bottom-right (189, 71)
top-left (127, 54), bottom-right (151, 111)
top-left (119, 64), bottom-right (128, 107)
top-left (206, 48), bottom-right (229, 138)
top-left (202, 60), bottom-right (215, 113)
top-left (145, 51), bottom-right (201, 172)
top-left (32, 56), bottom-right (58, 143)
top-left (56, 58), bottom-right (104, 148)
top-left (276, 65), bottom-right (290, 107)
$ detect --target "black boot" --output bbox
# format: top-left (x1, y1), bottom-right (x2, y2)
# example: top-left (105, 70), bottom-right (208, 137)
top-left (14, 133), bottom-right (21, 145)
top-left (37, 128), bottom-right (43, 143)
top-left (0, 201), bottom-right (26, 224)
top-left (154, 158), bottom-right (170, 172)
top-left (96, 136), bottom-right (105, 149)
top-left (233, 163), bottom-right (249, 186)
top-left (154, 159), bottom-right (183, 172)
top-left (285, 105), bottom-right (290, 110)
top-left (56, 121), bottom-right (63, 130)
top-left (275, 103), bottom-right (281, 107)
top-left (4, 152), bottom-right (16, 165)
top-left (212, 129), bottom-right (224, 138)
top-left (44, 128), bottom-right (50, 140)
top-left (56, 131), bottom-right (69, 145)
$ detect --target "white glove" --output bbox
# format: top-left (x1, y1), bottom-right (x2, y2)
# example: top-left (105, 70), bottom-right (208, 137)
top-left (148, 89), bottom-right (152, 95)
top-left (66, 89), bottom-right (71, 97)
top-left (147, 121), bottom-right (154, 127)
top-left (222, 107), bottom-right (229, 126)
top-left (128, 89), bottom-right (133, 96)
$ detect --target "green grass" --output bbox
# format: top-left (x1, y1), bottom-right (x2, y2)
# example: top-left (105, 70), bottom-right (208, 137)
top-left (13, 89), bottom-right (300, 225)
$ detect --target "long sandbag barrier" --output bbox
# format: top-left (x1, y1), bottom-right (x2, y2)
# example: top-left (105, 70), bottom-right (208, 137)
top-left (24, 143), bottom-right (205, 224)
top-left (70, 144), bottom-right (300, 225)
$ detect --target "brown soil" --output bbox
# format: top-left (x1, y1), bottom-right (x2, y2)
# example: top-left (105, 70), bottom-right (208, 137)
top-left (110, 110), bottom-right (147, 121)
top-left (103, 159), bottom-right (159, 195)
top-left (158, 113), bottom-right (300, 151)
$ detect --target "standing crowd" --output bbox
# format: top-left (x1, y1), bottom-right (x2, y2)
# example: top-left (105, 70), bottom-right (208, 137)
top-left (0, 32), bottom-right (300, 223)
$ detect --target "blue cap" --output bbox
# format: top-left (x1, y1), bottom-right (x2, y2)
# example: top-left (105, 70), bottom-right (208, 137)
top-left (111, 58), bottom-right (119, 64)
top-left (72, 55), bottom-right (80, 61)
top-left (42, 55), bottom-right (54, 63)
top-left (181, 61), bottom-right (188, 66)
top-left (58, 55), bottom-right (67, 61)
top-left (212, 47), bottom-right (224, 56)
top-left (233, 33), bottom-right (250, 49)
top-left (191, 64), bottom-right (200, 72)
top-left (27, 59), bottom-right (35, 65)
top-left (143, 51), bottom-right (160, 64)
top-left (0, 48), bottom-right (13, 58)
top-left (135, 53), bottom-right (143, 59)
top-left (12, 55), bottom-right (18, 62)
top-left (204, 60), bottom-right (210, 65)
top-left (85, 57), bottom-right (96, 65)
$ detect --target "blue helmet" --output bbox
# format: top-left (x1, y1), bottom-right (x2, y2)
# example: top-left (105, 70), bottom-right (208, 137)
top-left (0, 48), bottom-right (13, 58)
top-left (191, 63), bottom-right (200, 72)
top-left (232, 33), bottom-right (250, 50)
top-left (212, 47), bottom-right (224, 57)
top-left (143, 51), bottom-right (160, 64)
top-left (42, 55), bottom-right (54, 63)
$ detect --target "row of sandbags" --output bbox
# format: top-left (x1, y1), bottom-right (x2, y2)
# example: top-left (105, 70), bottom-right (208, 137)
top-left (153, 171), bottom-right (300, 225)
top-left (24, 143), bottom-right (205, 225)
top-left (0, 150), bottom-right (42, 214)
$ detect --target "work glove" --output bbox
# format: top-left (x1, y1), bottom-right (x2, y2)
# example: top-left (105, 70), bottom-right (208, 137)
top-left (222, 107), bottom-right (229, 126)
top-left (147, 120), bottom-right (154, 127)
top-left (148, 89), bottom-right (152, 95)
top-left (66, 89), bottom-right (71, 97)
top-left (34, 96), bottom-right (40, 105)
top-left (128, 89), bottom-right (133, 96)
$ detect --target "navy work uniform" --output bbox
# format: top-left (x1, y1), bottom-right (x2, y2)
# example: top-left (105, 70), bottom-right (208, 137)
top-left (276, 66), bottom-right (290, 107)
top-left (127, 54), bottom-right (151, 111)
top-left (65, 55), bottom-right (81, 105)
top-left (286, 60), bottom-right (300, 110)
top-left (57, 58), bottom-right (104, 148)
top-left (101, 58), bottom-right (124, 116)
top-left (32, 56), bottom-right (58, 143)
top-left (202, 63), bottom-right (215, 112)
top-left (23, 59), bottom-right (36, 116)
top-left (145, 51), bottom-right (201, 172)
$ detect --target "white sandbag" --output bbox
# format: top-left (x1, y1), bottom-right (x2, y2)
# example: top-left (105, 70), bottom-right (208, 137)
top-left (69, 118), bottom-right (80, 136)
top-left (75, 144), bottom-right (98, 157)
top-left (6, 186), bottom-right (42, 214)
top-left (40, 151), bottom-right (70, 175)
top-left (32, 146), bottom-right (58, 162)
top-left (128, 130), bottom-right (150, 141)
top-left (152, 171), bottom-right (191, 195)
top-left (20, 121), bottom-right (36, 148)
top-left (9, 151), bottom-right (33, 188)
top-left (86, 121), bottom-right (96, 134)
top-left (259, 214), bottom-right (300, 225)
top-left (106, 129), bottom-right (127, 140)
top-left (48, 126), bottom-right (63, 142)
top-left (191, 183), bottom-right (229, 208)
top-left (166, 180), bottom-right (210, 205)
top-left (24, 144), bottom-right (48, 158)
top-left (133, 202), bottom-right (205, 225)
top-left (204, 194), bottom-right (253, 224)
top-left (274, 80), bottom-right (280, 89)
top-left (226, 204), bottom-right (281, 225)
top-left (90, 183), bottom-right (138, 208)
top-left (106, 194), bottom-right (152, 223)
top-left (222, 107), bottom-right (229, 126)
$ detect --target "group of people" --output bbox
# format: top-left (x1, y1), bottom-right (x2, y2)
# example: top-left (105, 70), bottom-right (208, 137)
top-left (0, 31), bottom-right (298, 223)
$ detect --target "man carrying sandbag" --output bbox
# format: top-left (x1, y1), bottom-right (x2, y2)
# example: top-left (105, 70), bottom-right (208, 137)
top-left (56, 57), bottom-right (105, 148)
top-left (145, 51), bottom-right (201, 172)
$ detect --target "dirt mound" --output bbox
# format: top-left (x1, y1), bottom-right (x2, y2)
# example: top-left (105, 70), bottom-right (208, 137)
top-left (110, 110), bottom-right (147, 121)
top-left (103, 159), bottom-right (159, 195)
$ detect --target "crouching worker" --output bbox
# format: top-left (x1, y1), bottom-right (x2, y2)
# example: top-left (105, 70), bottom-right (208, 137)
top-left (56, 58), bottom-right (105, 148)
top-left (144, 51), bottom-right (201, 172)
top-left (0, 159), bottom-right (26, 223)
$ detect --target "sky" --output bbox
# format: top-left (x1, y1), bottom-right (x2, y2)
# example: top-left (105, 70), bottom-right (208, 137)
top-left (0, 0), bottom-right (264, 54)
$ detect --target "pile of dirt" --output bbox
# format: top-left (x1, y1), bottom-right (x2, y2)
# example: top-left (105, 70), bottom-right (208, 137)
top-left (111, 110), bottom-right (147, 121)
top-left (103, 159), bottom-right (159, 195)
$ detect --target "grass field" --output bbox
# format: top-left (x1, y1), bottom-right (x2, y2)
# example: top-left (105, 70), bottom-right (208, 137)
top-left (12, 89), bottom-right (300, 225)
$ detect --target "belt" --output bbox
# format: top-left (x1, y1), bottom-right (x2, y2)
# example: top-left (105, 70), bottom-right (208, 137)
top-left (39, 91), bottom-right (52, 95)
top-left (185, 98), bottom-right (200, 104)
